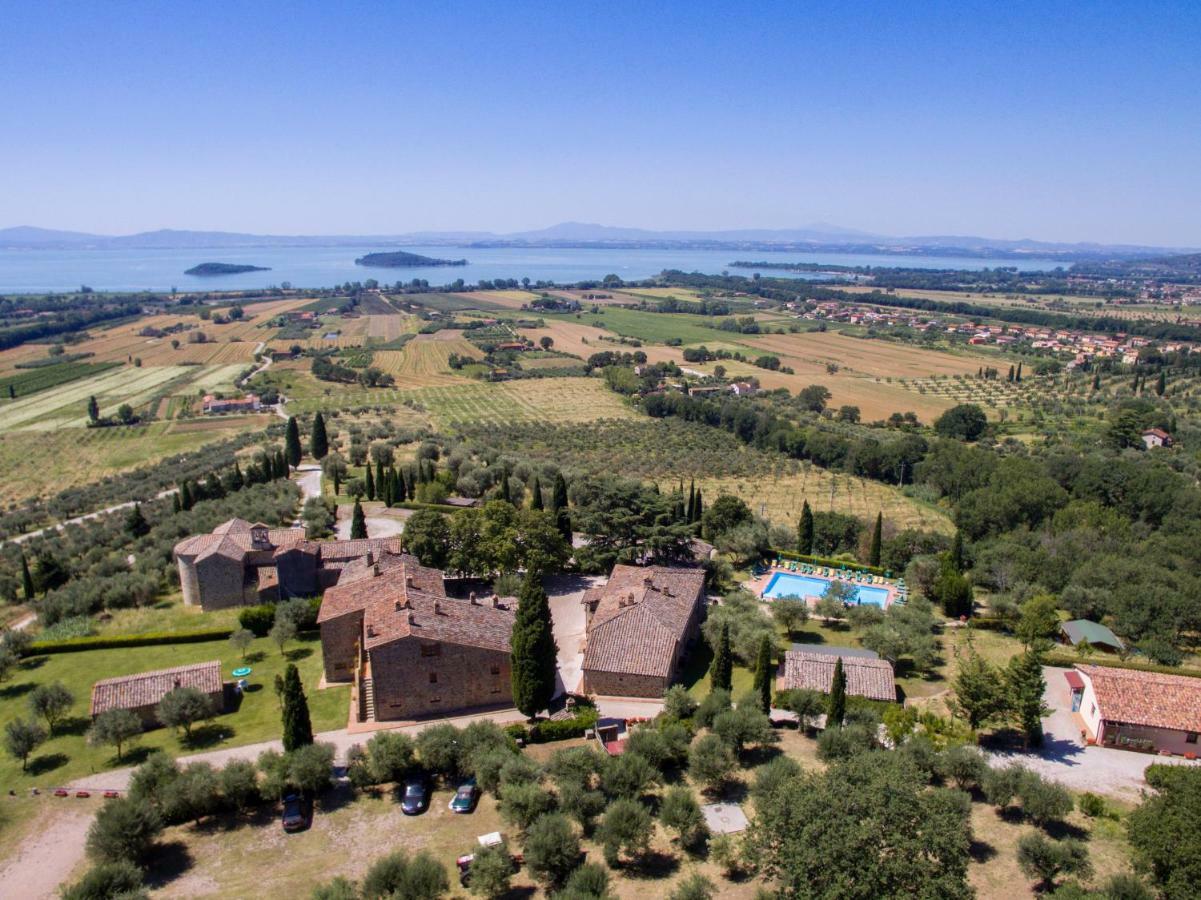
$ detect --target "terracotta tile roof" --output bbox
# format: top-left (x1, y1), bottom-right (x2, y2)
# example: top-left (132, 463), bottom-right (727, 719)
top-left (776, 650), bottom-right (897, 702)
top-left (317, 538), bottom-right (403, 562)
top-left (91, 661), bottom-right (222, 716)
top-left (173, 527), bottom-right (308, 558)
top-left (318, 555), bottom-right (511, 653)
top-left (1078, 664), bottom-right (1201, 733)
top-left (582, 565), bottom-right (706, 680)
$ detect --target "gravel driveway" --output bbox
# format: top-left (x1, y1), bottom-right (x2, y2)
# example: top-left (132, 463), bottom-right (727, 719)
top-left (987, 666), bottom-right (1200, 800)
top-left (543, 574), bottom-right (601, 697)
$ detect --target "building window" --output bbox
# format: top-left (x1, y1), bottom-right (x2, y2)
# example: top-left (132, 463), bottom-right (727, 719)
top-left (1090, 704), bottom-right (1096, 716)
top-left (490, 664), bottom-right (501, 676)
top-left (421, 643), bottom-right (441, 657)
top-left (1188, 732), bottom-right (1198, 744)
top-left (429, 672), bottom-right (438, 684)
top-left (430, 696), bottom-right (440, 704)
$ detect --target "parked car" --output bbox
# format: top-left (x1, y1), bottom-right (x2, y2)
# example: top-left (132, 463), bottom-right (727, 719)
top-left (282, 793), bottom-right (312, 832)
top-left (401, 776), bottom-right (430, 816)
top-left (449, 778), bottom-right (480, 814)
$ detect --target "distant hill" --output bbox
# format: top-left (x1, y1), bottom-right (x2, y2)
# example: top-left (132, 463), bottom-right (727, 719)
top-left (184, 262), bottom-right (271, 276)
top-left (354, 251), bottom-right (467, 268)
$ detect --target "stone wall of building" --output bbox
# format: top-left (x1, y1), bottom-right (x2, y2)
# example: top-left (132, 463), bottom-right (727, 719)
top-left (370, 638), bottom-right (511, 721)
top-left (582, 669), bottom-right (668, 698)
top-left (320, 612), bottom-right (363, 683)
top-left (177, 557), bottom-right (202, 607)
top-left (193, 554), bottom-right (253, 610)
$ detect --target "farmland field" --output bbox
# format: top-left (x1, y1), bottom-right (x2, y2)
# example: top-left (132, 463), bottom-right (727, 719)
top-left (0, 417), bottom-right (268, 508)
top-left (518, 319), bottom-right (617, 358)
top-left (375, 332), bottom-right (476, 386)
top-left (547, 306), bottom-right (732, 344)
top-left (0, 361), bottom-right (120, 398)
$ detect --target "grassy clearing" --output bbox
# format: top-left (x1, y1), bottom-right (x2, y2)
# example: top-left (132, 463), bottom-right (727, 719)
top-left (545, 306), bottom-right (734, 345)
top-left (0, 633), bottom-right (347, 789)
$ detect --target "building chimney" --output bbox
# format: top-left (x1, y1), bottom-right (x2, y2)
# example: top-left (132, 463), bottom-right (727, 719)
top-left (394, 599), bottom-right (403, 612)
top-left (406, 575), bottom-right (415, 589)
top-left (407, 611), bottom-right (415, 625)
top-left (366, 624), bottom-right (376, 637)
top-left (373, 563), bottom-right (380, 577)
top-left (365, 549), bottom-right (374, 567)
top-left (434, 600), bottom-right (443, 615)
top-left (469, 591), bottom-right (478, 605)
top-left (643, 576), bottom-right (654, 588)
top-left (491, 594), bottom-right (500, 608)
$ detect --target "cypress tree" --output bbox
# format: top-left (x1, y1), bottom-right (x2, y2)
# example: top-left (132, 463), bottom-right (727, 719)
top-left (1007, 365), bottom-right (1015, 382)
top-left (692, 489), bottom-right (704, 524)
top-left (530, 476), bottom-right (543, 511)
top-left (950, 529), bottom-right (965, 573)
top-left (280, 663), bottom-right (314, 752)
top-left (1092, 372), bottom-right (1101, 391)
top-left (396, 468), bottom-right (407, 502)
top-left (228, 462), bottom-right (244, 492)
top-left (350, 499), bottom-right (368, 539)
top-left (685, 480), bottom-right (695, 522)
top-left (1156, 370), bottom-right (1166, 396)
top-left (125, 503), bottom-right (149, 539)
top-left (284, 416), bottom-right (302, 467)
top-left (1015, 361), bottom-right (1022, 383)
top-left (1007, 650), bottom-right (1046, 748)
top-left (500, 472), bottom-right (512, 504)
top-left (310, 412), bottom-right (329, 460)
top-left (798, 500), bottom-right (814, 555)
top-left (7, 384), bottom-right (14, 399)
top-left (551, 472), bottom-right (568, 512)
top-left (753, 634), bottom-right (774, 713)
top-left (172, 493), bottom-right (182, 514)
top-left (827, 657), bottom-right (847, 726)
top-left (710, 623), bottom-right (732, 692)
top-left (868, 512), bottom-right (882, 567)
top-left (179, 481), bottom-right (194, 511)
top-left (375, 459), bottom-right (385, 499)
top-left (365, 463), bottom-right (375, 501)
top-left (275, 449), bottom-right (288, 479)
top-left (87, 395), bottom-right (100, 422)
top-left (510, 572), bottom-right (558, 720)
top-left (21, 554), bottom-right (34, 602)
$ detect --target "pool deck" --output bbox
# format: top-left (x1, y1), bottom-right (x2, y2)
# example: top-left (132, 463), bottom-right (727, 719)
top-left (746, 563), bottom-right (904, 609)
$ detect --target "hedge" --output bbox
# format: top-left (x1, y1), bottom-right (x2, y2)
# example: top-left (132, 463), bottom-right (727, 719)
top-left (1042, 651), bottom-right (1201, 680)
top-left (505, 704), bottom-right (600, 744)
top-left (27, 627), bottom-right (234, 655)
top-left (768, 549), bottom-right (886, 578)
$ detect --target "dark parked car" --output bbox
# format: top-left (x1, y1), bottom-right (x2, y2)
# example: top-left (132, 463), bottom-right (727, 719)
top-left (282, 793), bottom-right (312, 832)
top-left (449, 778), bottom-right (480, 814)
top-left (401, 776), bottom-right (430, 815)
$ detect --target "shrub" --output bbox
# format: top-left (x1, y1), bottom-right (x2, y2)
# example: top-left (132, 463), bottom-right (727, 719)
top-left (559, 862), bottom-right (612, 900)
top-left (1016, 833), bottom-right (1092, 891)
top-left (694, 687), bottom-right (731, 729)
top-left (660, 785), bottom-right (707, 847)
top-left (597, 797), bottom-right (653, 867)
top-left (499, 780), bottom-right (554, 832)
top-left (237, 604), bottom-right (277, 637)
top-left (938, 744), bottom-right (988, 791)
top-left (668, 873), bottom-right (716, 900)
top-left (816, 724), bottom-right (878, 761)
top-left (360, 850), bottom-right (449, 900)
top-left (663, 684), bottom-right (699, 720)
top-left (601, 750), bottom-right (657, 799)
top-left (85, 797), bottom-right (162, 864)
top-left (751, 755), bottom-right (802, 804)
top-left (524, 812), bottom-right (581, 888)
top-left (61, 861), bottom-right (147, 900)
top-left (688, 733), bottom-right (736, 792)
top-left (466, 843), bottom-right (513, 898)
top-left (1077, 792), bottom-right (1110, 819)
top-left (27, 627), bottom-right (235, 654)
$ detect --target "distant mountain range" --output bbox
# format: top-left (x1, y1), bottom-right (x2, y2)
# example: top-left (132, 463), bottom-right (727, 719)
top-left (1, 222), bottom-right (1194, 260)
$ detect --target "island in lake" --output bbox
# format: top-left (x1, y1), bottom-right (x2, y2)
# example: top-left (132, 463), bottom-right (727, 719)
top-left (185, 262), bottom-right (271, 276)
top-left (354, 250), bottom-right (468, 268)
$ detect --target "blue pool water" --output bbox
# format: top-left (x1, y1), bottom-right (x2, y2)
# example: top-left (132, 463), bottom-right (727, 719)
top-left (762, 572), bottom-right (891, 607)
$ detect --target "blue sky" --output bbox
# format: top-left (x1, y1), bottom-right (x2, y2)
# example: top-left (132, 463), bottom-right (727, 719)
top-left (3, 1), bottom-right (1199, 245)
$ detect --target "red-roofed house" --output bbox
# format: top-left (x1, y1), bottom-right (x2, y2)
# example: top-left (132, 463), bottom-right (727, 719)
top-left (1141, 428), bottom-right (1173, 450)
top-left (1075, 664), bottom-right (1201, 755)
top-left (317, 553), bottom-right (516, 722)
top-left (775, 650), bottom-right (897, 703)
top-left (91, 661), bottom-right (225, 728)
top-left (580, 565), bottom-right (707, 698)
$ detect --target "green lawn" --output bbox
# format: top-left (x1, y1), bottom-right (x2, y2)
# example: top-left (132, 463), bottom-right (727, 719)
top-left (0, 633), bottom-right (348, 787)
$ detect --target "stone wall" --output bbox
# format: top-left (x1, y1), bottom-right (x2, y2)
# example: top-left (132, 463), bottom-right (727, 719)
top-left (582, 669), bottom-right (669, 698)
top-left (320, 612), bottom-right (363, 683)
top-left (193, 553), bottom-right (254, 610)
top-left (370, 638), bottom-right (511, 721)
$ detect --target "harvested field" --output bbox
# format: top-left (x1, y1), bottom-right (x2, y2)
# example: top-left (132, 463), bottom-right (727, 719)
top-left (376, 333), bottom-right (476, 387)
top-left (520, 356), bottom-right (583, 370)
top-left (742, 330), bottom-right (994, 379)
top-left (0, 364), bottom-right (192, 430)
top-left (518, 319), bottom-right (613, 358)
top-left (685, 469), bottom-right (953, 533)
top-left (407, 377), bottom-right (635, 429)
top-left (458, 289), bottom-right (539, 309)
top-left (364, 313), bottom-right (418, 342)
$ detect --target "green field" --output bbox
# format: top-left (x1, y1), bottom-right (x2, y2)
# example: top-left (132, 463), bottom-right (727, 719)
top-left (543, 306), bottom-right (744, 346)
top-left (0, 633), bottom-right (347, 788)
top-left (0, 361), bottom-right (121, 399)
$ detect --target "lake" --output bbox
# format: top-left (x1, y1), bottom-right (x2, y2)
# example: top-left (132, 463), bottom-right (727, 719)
top-left (0, 244), bottom-right (1071, 294)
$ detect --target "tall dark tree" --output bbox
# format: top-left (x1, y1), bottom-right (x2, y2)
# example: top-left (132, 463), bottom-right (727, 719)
top-left (1007, 365), bottom-right (1015, 383)
top-left (510, 573), bottom-right (558, 720)
top-left (375, 459), bottom-right (386, 502)
top-left (500, 472), bottom-right (512, 505)
top-left (692, 489), bottom-right (704, 524)
top-left (350, 499), bottom-right (368, 540)
top-left (365, 463), bottom-right (375, 501)
top-left (798, 500), bottom-right (814, 556)
top-left (950, 530), bottom-right (965, 573)
top-left (1092, 372), bottom-right (1101, 391)
top-left (686, 480), bottom-right (696, 523)
top-left (124, 503), bottom-right (149, 539)
top-left (285, 416), bottom-right (302, 467)
top-left (530, 476), bottom-right (544, 511)
top-left (310, 412), bottom-right (329, 460)
top-left (1015, 361), bottom-right (1022, 383)
top-left (87, 395), bottom-right (100, 423)
top-left (827, 657), bottom-right (847, 726)
top-left (753, 634), bottom-right (774, 713)
top-left (551, 472), bottom-right (569, 512)
top-left (1007, 650), bottom-right (1047, 748)
top-left (21, 554), bottom-right (34, 602)
top-left (868, 512), bottom-right (883, 567)
top-left (710, 623), bottom-right (733, 692)
top-left (280, 664), bottom-right (314, 752)
top-left (396, 469), bottom-right (407, 502)
top-left (172, 493), bottom-right (182, 514)
top-left (179, 481), bottom-right (194, 512)
top-left (1156, 370), bottom-right (1166, 396)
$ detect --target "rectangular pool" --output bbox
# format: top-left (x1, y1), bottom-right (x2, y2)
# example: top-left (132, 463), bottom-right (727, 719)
top-left (761, 572), bottom-right (891, 608)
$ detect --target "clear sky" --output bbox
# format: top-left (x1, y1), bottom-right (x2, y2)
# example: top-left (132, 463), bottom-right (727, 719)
top-left (3, 1), bottom-right (1199, 245)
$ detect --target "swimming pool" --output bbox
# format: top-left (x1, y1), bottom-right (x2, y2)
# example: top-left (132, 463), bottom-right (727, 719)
top-left (761, 572), bottom-right (891, 607)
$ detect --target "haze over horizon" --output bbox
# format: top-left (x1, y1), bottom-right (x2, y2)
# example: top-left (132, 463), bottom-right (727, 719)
top-left (4, 2), bottom-right (1200, 246)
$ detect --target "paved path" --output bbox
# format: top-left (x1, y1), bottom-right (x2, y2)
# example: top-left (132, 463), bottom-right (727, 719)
top-left (334, 503), bottom-right (407, 541)
top-left (986, 666), bottom-right (1200, 800)
top-left (294, 465), bottom-right (322, 502)
top-left (545, 574), bottom-right (599, 697)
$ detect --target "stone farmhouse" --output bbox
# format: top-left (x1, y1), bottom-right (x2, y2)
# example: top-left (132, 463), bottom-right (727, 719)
top-left (91, 661), bottom-right (225, 729)
top-left (580, 564), bottom-right (707, 698)
top-left (174, 519), bottom-right (400, 611)
top-left (1069, 664), bottom-right (1201, 755)
top-left (317, 552), bottom-right (516, 723)
top-left (776, 648), bottom-right (897, 702)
